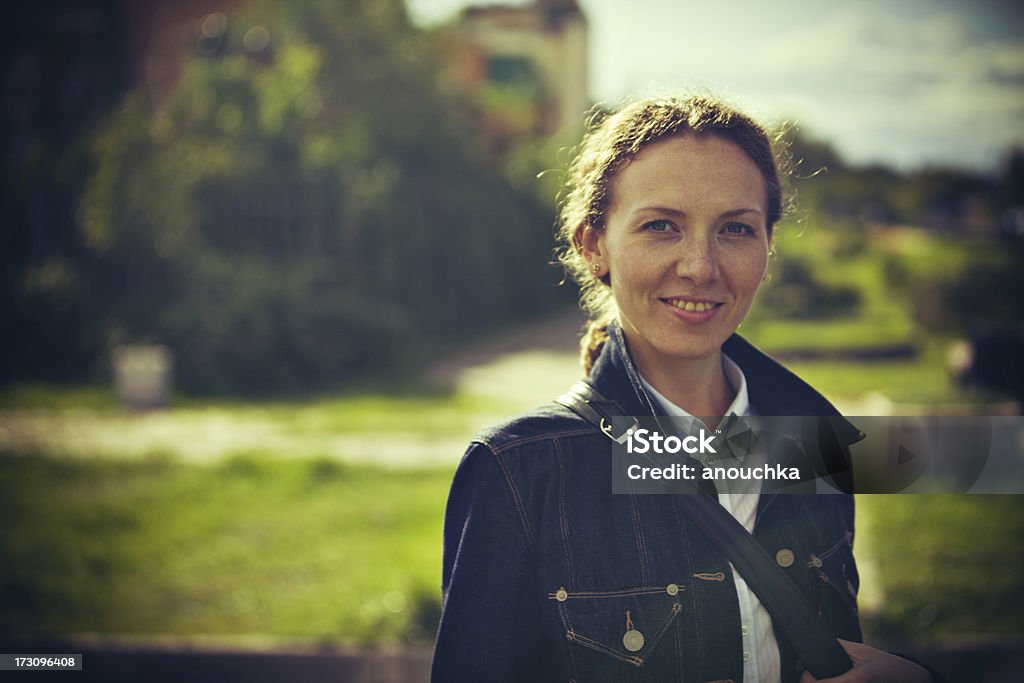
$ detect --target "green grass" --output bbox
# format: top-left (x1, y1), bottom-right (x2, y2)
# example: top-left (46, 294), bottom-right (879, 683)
top-left (782, 345), bottom-right (1006, 407)
top-left (0, 453), bottom-right (451, 643)
top-left (786, 357), bottom-right (956, 405)
top-left (0, 383), bottom-right (119, 410)
top-left (743, 314), bottom-right (914, 353)
top-left (857, 494), bottom-right (1024, 639)
top-left (2, 452), bottom-right (1021, 645)
top-left (746, 228), bottom-right (914, 351)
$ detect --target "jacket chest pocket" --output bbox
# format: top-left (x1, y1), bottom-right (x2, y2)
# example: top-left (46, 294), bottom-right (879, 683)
top-left (549, 584), bottom-right (685, 682)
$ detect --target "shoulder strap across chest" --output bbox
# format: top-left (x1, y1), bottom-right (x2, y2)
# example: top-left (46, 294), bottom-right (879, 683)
top-left (552, 380), bottom-right (854, 680)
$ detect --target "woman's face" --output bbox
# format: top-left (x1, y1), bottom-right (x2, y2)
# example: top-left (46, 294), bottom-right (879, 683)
top-left (583, 134), bottom-right (771, 372)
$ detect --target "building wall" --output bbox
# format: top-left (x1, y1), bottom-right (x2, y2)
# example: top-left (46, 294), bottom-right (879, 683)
top-left (459, 2), bottom-right (589, 139)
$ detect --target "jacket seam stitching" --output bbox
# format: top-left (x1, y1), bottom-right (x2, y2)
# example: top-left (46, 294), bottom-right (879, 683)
top-left (485, 444), bottom-right (538, 553)
top-left (479, 428), bottom-right (599, 454)
top-left (554, 438), bottom-right (577, 587)
top-left (628, 491), bottom-right (651, 584)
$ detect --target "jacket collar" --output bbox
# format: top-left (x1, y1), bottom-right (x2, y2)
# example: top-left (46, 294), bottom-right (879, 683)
top-left (588, 320), bottom-right (862, 445)
top-left (588, 321), bottom-right (662, 419)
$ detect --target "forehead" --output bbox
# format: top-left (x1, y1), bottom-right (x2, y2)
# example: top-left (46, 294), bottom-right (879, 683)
top-left (608, 135), bottom-right (767, 213)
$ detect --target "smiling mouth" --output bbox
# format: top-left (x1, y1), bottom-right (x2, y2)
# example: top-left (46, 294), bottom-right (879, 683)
top-left (661, 298), bottom-right (723, 313)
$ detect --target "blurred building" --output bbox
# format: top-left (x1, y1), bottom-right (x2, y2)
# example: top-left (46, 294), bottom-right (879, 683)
top-left (120, 0), bottom-right (244, 105)
top-left (451, 0), bottom-right (589, 147)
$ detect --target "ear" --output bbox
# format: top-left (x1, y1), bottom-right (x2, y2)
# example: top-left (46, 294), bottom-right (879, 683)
top-left (578, 224), bottom-right (608, 277)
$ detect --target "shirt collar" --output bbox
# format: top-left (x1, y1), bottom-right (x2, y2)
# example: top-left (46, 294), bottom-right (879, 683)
top-left (639, 353), bottom-right (752, 419)
top-left (639, 355), bottom-right (753, 465)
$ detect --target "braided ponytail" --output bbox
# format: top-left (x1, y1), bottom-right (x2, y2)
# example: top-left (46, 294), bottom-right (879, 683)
top-left (580, 315), bottom-right (612, 375)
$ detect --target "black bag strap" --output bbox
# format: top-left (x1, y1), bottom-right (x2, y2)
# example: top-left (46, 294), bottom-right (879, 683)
top-left (556, 380), bottom-right (639, 443)
top-left (554, 380), bottom-right (854, 679)
top-left (673, 493), bottom-right (853, 678)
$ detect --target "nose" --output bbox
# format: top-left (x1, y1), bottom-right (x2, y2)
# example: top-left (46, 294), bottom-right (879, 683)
top-left (674, 235), bottom-right (719, 285)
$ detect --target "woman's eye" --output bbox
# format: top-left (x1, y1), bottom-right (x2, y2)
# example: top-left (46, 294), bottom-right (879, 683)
top-left (643, 219), bottom-right (673, 233)
top-left (723, 222), bottom-right (754, 236)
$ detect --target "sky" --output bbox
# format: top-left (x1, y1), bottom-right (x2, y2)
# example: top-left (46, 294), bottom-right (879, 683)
top-left (407, 0), bottom-right (1024, 171)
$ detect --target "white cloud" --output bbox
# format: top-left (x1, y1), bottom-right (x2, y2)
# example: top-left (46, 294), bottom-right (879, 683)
top-left (588, 0), bottom-right (1024, 168)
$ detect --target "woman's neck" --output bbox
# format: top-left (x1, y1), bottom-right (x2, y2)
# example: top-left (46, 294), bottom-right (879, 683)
top-left (630, 346), bottom-right (734, 418)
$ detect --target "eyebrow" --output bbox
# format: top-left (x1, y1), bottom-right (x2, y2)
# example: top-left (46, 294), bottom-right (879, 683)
top-left (720, 207), bottom-right (764, 218)
top-left (631, 206), bottom-right (764, 219)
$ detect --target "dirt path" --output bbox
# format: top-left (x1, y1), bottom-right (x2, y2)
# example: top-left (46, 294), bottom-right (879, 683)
top-left (425, 307), bottom-right (587, 409)
top-left (0, 309), bottom-right (589, 467)
top-left (0, 309), bottom-right (910, 466)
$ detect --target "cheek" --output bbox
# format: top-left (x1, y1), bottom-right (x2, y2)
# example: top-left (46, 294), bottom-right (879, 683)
top-left (725, 250), bottom-right (769, 297)
top-left (609, 243), bottom-right (663, 292)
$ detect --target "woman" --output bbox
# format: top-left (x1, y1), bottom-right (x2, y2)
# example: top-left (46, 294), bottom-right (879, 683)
top-left (431, 95), bottom-right (931, 682)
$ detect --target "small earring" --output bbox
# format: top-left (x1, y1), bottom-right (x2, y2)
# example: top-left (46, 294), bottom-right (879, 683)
top-left (592, 263), bottom-right (601, 273)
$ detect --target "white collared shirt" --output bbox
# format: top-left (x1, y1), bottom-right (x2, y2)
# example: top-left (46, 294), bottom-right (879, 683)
top-left (640, 354), bottom-right (781, 683)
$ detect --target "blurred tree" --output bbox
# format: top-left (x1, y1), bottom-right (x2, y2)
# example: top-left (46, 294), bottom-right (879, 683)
top-left (784, 124), bottom-right (1008, 236)
top-left (911, 246), bottom-right (1024, 399)
top-left (783, 127), bottom-right (846, 179)
top-left (912, 251), bottom-right (1024, 337)
top-left (757, 255), bottom-right (861, 320)
top-left (0, 2), bottom-right (129, 384)
top-left (896, 167), bottom-right (996, 234)
top-left (782, 127), bottom-right (903, 225)
top-left (996, 147), bottom-right (1024, 239)
top-left (75, 0), bottom-right (567, 394)
top-left (999, 147), bottom-right (1024, 207)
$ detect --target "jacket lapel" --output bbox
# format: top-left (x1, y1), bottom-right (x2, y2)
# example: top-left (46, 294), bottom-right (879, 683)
top-left (588, 325), bottom-right (865, 515)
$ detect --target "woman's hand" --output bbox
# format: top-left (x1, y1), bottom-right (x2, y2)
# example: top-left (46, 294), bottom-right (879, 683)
top-left (799, 639), bottom-right (932, 683)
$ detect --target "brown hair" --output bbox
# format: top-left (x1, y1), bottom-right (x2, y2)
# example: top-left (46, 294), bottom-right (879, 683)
top-left (556, 94), bottom-right (789, 373)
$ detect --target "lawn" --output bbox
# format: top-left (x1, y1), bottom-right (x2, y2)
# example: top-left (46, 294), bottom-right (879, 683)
top-left (856, 494), bottom-right (1024, 639)
top-left (2, 450), bottom-right (1021, 644)
top-left (0, 452), bottom-right (451, 644)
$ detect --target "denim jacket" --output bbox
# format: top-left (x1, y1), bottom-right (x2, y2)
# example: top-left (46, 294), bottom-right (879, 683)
top-left (432, 324), bottom-right (864, 683)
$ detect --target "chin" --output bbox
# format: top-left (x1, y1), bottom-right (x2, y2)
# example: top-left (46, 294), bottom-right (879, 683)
top-left (653, 336), bottom-right (725, 362)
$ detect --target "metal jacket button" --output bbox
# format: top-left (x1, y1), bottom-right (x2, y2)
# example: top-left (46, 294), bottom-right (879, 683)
top-left (666, 583), bottom-right (679, 596)
top-left (775, 548), bottom-right (795, 568)
top-left (623, 629), bottom-right (645, 652)
top-left (555, 588), bottom-right (568, 602)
